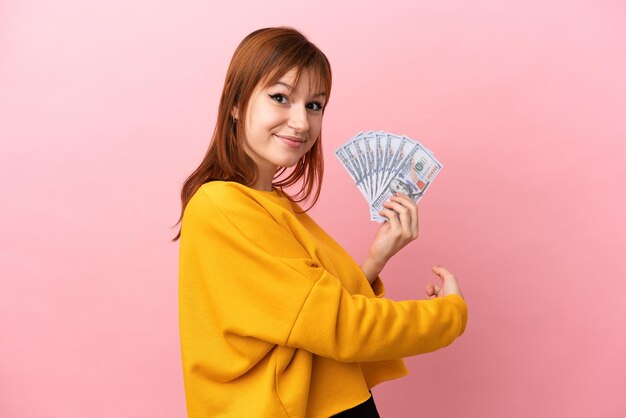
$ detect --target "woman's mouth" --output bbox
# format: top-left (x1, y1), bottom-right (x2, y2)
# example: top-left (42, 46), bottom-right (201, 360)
top-left (275, 134), bottom-right (305, 149)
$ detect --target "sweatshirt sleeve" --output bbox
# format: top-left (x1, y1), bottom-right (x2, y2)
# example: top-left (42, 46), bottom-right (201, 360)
top-left (287, 271), bottom-right (467, 362)
top-left (179, 187), bottom-right (467, 363)
top-left (370, 276), bottom-right (385, 297)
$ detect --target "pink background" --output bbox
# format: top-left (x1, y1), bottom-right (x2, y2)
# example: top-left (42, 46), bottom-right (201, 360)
top-left (1, 0), bottom-right (625, 417)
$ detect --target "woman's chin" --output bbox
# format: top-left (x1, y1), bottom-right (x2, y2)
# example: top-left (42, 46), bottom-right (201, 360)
top-left (276, 158), bottom-right (302, 169)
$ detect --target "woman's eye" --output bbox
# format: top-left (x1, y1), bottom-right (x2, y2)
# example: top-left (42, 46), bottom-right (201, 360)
top-left (268, 94), bottom-right (288, 104)
top-left (307, 102), bottom-right (324, 111)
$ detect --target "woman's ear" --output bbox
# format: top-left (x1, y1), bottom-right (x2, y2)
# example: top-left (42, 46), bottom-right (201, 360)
top-left (231, 105), bottom-right (239, 121)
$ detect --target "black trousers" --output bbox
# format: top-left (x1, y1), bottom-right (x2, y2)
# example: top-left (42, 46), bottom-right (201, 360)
top-left (330, 391), bottom-right (380, 417)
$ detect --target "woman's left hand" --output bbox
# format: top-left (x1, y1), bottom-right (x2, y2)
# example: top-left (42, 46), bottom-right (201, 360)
top-left (360, 193), bottom-right (419, 282)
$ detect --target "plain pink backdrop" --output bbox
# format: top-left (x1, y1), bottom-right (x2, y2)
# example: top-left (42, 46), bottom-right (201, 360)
top-left (1, 1), bottom-right (625, 417)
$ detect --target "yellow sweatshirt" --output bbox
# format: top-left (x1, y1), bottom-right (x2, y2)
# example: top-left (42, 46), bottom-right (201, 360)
top-left (178, 181), bottom-right (468, 417)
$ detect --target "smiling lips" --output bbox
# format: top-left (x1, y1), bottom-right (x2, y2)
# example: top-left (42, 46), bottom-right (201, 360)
top-left (274, 134), bottom-right (306, 149)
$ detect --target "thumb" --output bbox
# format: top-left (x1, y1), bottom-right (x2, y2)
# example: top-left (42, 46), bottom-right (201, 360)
top-left (432, 265), bottom-right (463, 298)
top-left (432, 265), bottom-right (453, 280)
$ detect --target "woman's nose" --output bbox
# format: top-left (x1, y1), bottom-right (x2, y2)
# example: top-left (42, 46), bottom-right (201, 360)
top-left (287, 104), bottom-right (309, 133)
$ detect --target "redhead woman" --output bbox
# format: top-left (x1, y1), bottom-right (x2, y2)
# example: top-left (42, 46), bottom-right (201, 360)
top-left (173, 27), bottom-right (467, 418)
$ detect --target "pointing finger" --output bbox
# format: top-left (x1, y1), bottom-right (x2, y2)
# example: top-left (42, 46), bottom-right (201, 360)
top-left (432, 265), bottom-right (455, 281)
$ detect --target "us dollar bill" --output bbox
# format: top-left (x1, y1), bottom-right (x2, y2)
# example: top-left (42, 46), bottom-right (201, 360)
top-left (335, 131), bottom-right (443, 222)
top-left (370, 143), bottom-right (442, 221)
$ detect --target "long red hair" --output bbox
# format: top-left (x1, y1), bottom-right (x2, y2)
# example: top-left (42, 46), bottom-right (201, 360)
top-left (171, 27), bottom-right (332, 241)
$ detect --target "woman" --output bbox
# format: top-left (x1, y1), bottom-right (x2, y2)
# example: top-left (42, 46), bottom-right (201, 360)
top-left (173, 27), bottom-right (467, 417)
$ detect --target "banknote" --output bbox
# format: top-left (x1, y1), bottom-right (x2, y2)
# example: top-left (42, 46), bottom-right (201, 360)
top-left (369, 144), bottom-right (442, 222)
top-left (335, 131), bottom-right (442, 222)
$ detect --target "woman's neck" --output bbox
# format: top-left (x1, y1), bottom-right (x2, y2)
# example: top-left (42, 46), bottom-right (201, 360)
top-left (250, 166), bottom-right (276, 191)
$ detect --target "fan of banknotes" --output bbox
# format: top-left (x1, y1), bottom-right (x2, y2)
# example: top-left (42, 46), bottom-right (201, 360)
top-left (335, 131), bottom-right (443, 222)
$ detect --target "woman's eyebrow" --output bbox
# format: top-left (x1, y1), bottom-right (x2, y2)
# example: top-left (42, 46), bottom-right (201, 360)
top-left (275, 81), bottom-right (294, 89)
top-left (273, 81), bottom-right (326, 97)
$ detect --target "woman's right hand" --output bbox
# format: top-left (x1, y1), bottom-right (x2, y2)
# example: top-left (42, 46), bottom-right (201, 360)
top-left (425, 265), bottom-right (464, 299)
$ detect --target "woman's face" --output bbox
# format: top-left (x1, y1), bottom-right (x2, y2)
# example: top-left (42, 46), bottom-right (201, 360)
top-left (237, 68), bottom-right (326, 182)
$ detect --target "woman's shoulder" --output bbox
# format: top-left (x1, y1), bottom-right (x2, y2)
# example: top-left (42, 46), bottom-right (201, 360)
top-left (190, 181), bottom-right (285, 217)
top-left (184, 181), bottom-right (294, 237)
top-left (198, 180), bottom-right (246, 198)
top-left (182, 182), bottom-right (254, 229)
top-left (194, 180), bottom-right (264, 206)
top-left (185, 181), bottom-right (245, 213)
